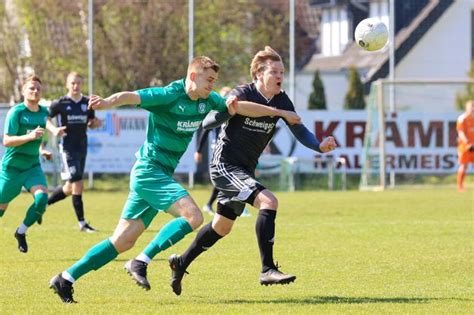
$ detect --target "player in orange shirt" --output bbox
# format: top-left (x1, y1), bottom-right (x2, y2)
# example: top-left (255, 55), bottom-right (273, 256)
top-left (456, 100), bottom-right (474, 192)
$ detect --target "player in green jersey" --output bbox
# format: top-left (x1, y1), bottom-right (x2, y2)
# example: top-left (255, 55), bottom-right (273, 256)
top-left (49, 56), bottom-right (300, 303)
top-left (0, 75), bottom-right (66, 253)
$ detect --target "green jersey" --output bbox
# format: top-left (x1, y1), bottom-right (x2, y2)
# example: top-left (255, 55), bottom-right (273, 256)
top-left (136, 79), bottom-right (227, 175)
top-left (2, 103), bottom-right (49, 171)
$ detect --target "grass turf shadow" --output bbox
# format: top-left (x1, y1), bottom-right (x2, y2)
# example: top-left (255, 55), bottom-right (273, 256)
top-left (220, 296), bottom-right (472, 305)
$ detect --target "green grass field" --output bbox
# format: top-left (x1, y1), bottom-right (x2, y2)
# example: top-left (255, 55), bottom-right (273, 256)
top-left (0, 188), bottom-right (472, 314)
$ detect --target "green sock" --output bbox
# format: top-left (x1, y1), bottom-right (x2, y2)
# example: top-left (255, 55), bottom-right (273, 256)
top-left (67, 239), bottom-right (118, 281)
top-left (0, 209), bottom-right (5, 217)
top-left (23, 192), bottom-right (48, 227)
top-left (143, 217), bottom-right (193, 259)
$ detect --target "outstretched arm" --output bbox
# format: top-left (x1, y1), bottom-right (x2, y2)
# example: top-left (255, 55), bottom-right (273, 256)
top-left (289, 124), bottom-right (337, 153)
top-left (88, 92), bottom-right (141, 110)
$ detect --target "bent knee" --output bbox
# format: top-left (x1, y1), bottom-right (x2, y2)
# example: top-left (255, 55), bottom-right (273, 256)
top-left (111, 237), bottom-right (136, 253)
top-left (268, 198), bottom-right (278, 210)
top-left (261, 197), bottom-right (278, 210)
top-left (185, 208), bottom-right (204, 230)
top-left (255, 190), bottom-right (279, 210)
top-left (212, 214), bottom-right (235, 236)
top-left (71, 181), bottom-right (84, 194)
top-left (213, 224), bottom-right (232, 236)
top-left (62, 183), bottom-right (72, 195)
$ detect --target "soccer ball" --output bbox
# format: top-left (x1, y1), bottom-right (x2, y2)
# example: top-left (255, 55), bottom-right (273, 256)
top-left (354, 18), bottom-right (388, 51)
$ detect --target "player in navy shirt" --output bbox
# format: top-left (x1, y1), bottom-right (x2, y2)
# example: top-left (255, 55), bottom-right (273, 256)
top-left (168, 46), bottom-right (337, 294)
top-left (44, 72), bottom-right (101, 232)
top-left (195, 86), bottom-right (252, 217)
top-left (194, 86), bottom-right (228, 216)
top-left (195, 125), bottom-right (220, 215)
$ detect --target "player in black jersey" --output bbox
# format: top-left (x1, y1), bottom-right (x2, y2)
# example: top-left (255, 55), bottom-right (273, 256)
top-left (169, 46), bottom-right (337, 294)
top-left (195, 86), bottom-right (251, 217)
top-left (43, 72), bottom-right (101, 232)
top-left (195, 125), bottom-right (221, 216)
top-left (194, 87), bottom-right (229, 216)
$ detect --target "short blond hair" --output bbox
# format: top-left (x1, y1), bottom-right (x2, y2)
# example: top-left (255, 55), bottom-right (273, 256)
top-left (67, 71), bottom-right (83, 81)
top-left (250, 46), bottom-right (282, 80)
top-left (24, 74), bottom-right (42, 86)
top-left (188, 56), bottom-right (220, 74)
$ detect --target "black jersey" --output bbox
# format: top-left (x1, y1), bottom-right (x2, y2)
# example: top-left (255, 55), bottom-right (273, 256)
top-left (49, 95), bottom-right (95, 155)
top-left (212, 83), bottom-right (295, 172)
top-left (196, 126), bottom-right (221, 153)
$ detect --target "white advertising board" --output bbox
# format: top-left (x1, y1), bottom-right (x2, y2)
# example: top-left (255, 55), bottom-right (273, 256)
top-left (260, 110), bottom-right (463, 174)
top-left (0, 108), bottom-right (196, 174)
top-left (0, 107), bottom-right (466, 174)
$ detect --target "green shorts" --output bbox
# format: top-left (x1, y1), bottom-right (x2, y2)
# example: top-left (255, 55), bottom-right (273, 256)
top-left (121, 160), bottom-right (189, 228)
top-left (0, 165), bottom-right (47, 204)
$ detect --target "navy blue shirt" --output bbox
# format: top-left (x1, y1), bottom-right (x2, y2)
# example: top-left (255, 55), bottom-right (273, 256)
top-left (196, 126), bottom-right (221, 154)
top-left (211, 83), bottom-right (295, 172)
top-left (49, 95), bottom-right (95, 156)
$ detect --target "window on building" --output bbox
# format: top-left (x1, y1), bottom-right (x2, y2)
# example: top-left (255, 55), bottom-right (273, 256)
top-left (321, 6), bottom-right (350, 56)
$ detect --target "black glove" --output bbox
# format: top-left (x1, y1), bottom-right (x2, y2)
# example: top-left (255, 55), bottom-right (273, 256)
top-left (468, 144), bottom-right (474, 152)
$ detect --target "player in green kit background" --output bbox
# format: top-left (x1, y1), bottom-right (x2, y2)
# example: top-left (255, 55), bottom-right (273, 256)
top-left (0, 75), bottom-right (66, 253)
top-left (49, 56), bottom-right (300, 303)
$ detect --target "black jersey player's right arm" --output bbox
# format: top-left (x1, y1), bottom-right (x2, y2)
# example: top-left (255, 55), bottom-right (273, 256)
top-left (288, 123), bottom-right (337, 153)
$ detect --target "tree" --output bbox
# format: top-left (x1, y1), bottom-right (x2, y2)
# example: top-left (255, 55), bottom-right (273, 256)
top-left (344, 67), bottom-right (366, 110)
top-left (308, 70), bottom-right (326, 109)
top-left (14, 0), bottom-right (90, 99)
top-left (455, 60), bottom-right (474, 110)
top-left (12, 0), bottom-right (190, 99)
top-left (193, 0), bottom-right (291, 86)
top-left (0, 1), bottom-right (25, 102)
top-left (0, 0), bottom-right (311, 102)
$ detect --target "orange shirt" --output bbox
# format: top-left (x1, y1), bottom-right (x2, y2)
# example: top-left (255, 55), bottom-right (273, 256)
top-left (457, 112), bottom-right (474, 152)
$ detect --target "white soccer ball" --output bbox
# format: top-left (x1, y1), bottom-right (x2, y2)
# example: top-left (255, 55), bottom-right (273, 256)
top-left (354, 18), bottom-right (388, 51)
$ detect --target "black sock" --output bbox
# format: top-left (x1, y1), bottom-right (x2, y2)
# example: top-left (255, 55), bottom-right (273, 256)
top-left (72, 194), bottom-right (85, 222)
top-left (256, 209), bottom-right (277, 272)
top-left (207, 188), bottom-right (219, 206)
top-left (48, 186), bottom-right (67, 205)
top-left (180, 222), bottom-right (222, 270)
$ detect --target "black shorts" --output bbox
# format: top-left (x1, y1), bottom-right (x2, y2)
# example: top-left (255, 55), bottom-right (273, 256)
top-left (60, 149), bottom-right (86, 183)
top-left (209, 162), bottom-right (265, 217)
